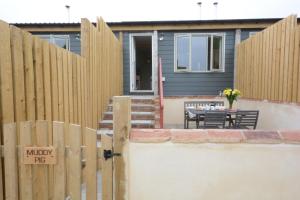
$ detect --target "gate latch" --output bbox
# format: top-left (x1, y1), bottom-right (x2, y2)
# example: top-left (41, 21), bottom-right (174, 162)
top-left (103, 149), bottom-right (121, 160)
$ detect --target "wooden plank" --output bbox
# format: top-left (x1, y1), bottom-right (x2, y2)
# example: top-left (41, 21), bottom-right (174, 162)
top-left (19, 121), bottom-right (33, 200)
top-left (274, 21), bottom-right (282, 100)
top-left (0, 130), bottom-right (3, 200)
top-left (72, 54), bottom-right (78, 124)
top-left (0, 20), bottom-right (15, 123)
top-left (287, 16), bottom-right (295, 101)
top-left (68, 53), bottom-right (74, 123)
top-left (33, 37), bottom-right (45, 120)
top-left (53, 121), bottom-right (66, 200)
top-left (292, 27), bottom-right (299, 102)
top-left (85, 128), bottom-right (97, 200)
top-left (3, 123), bottom-right (18, 200)
top-left (113, 96), bottom-right (131, 200)
top-left (62, 51), bottom-right (70, 123)
top-left (76, 56), bottom-right (82, 126)
top-left (279, 20), bottom-right (286, 101)
top-left (11, 26), bottom-right (26, 124)
top-left (42, 41), bottom-right (52, 123)
top-left (57, 48), bottom-right (64, 121)
top-left (33, 121), bottom-right (49, 200)
top-left (283, 17), bottom-right (291, 101)
top-left (50, 45), bottom-right (59, 121)
top-left (101, 133), bottom-right (113, 200)
top-left (23, 31), bottom-right (36, 120)
top-left (68, 124), bottom-right (82, 200)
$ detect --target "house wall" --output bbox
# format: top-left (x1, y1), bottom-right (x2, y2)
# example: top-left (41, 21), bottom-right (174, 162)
top-left (33, 32), bottom-right (81, 55)
top-left (122, 30), bottom-right (236, 96)
top-left (241, 29), bottom-right (263, 41)
top-left (164, 97), bottom-right (300, 130)
top-left (128, 129), bottom-right (300, 200)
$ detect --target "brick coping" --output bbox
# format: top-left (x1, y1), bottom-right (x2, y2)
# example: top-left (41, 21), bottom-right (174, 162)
top-left (130, 129), bottom-right (300, 144)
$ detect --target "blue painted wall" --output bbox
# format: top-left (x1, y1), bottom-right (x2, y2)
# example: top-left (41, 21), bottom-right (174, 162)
top-left (157, 31), bottom-right (235, 96)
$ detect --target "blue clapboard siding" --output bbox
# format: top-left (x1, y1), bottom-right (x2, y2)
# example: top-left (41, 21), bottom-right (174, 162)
top-left (158, 30), bottom-right (235, 96)
top-left (241, 29), bottom-right (263, 41)
top-left (33, 33), bottom-right (81, 55)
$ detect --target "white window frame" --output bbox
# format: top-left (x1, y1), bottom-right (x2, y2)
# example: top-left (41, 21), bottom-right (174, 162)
top-left (249, 31), bottom-right (258, 37)
top-left (174, 33), bottom-right (226, 73)
top-left (37, 34), bottom-right (70, 50)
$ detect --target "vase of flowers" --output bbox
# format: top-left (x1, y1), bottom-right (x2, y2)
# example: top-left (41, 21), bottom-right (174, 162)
top-left (223, 88), bottom-right (241, 109)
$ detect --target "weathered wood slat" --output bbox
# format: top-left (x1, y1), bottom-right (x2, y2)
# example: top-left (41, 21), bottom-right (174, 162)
top-left (53, 121), bottom-right (66, 200)
top-left (236, 15), bottom-right (299, 103)
top-left (33, 121), bottom-right (49, 200)
top-left (3, 123), bottom-right (18, 200)
top-left (68, 124), bottom-right (82, 200)
top-left (113, 96), bottom-right (131, 200)
top-left (101, 133), bottom-right (113, 200)
top-left (19, 121), bottom-right (33, 200)
top-left (0, 20), bottom-right (15, 123)
top-left (85, 128), bottom-right (97, 200)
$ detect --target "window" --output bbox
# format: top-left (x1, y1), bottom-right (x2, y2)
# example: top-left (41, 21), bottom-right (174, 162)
top-left (37, 34), bottom-right (70, 50)
top-left (175, 33), bottom-right (225, 72)
top-left (249, 31), bottom-right (258, 37)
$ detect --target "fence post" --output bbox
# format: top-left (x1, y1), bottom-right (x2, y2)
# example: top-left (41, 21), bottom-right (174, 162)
top-left (113, 96), bottom-right (131, 200)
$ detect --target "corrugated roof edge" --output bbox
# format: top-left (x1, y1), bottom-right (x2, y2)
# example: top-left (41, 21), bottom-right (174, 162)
top-left (12, 17), bottom-right (300, 27)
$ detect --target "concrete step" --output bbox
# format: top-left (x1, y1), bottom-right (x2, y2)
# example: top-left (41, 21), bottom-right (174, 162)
top-left (99, 120), bottom-right (155, 129)
top-left (109, 97), bottom-right (155, 105)
top-left (107, 104), bottom-right (156, 112)
top-left (103, 111), bottom-right (155, 120)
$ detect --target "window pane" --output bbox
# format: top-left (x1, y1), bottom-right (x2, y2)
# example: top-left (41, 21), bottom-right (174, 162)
top-left (176, 36), bottom-right (189, 70)
top-left (54, 36), bottom-right (69, 49)
top-left (212, 36), bottom-right (222, 70)
top-left (191, 36), bottom-right (208, 71)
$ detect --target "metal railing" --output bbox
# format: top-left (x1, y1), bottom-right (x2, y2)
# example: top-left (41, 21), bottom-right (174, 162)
top-left (158, 57), bottom-right (164, 128)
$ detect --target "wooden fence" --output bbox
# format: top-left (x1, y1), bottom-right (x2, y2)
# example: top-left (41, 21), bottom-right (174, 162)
top-left (235, 15), bottom-right (300, 103)
top-left (81, 18), bottom-right (123, 129)
top-left (0, 17), bottom-right (124, 200)
top-left (0, 121), bottom-right (101, 200)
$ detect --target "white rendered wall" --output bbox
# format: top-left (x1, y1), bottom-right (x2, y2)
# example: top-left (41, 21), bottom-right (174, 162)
top-left (128, 142), bottom-right (300, 200)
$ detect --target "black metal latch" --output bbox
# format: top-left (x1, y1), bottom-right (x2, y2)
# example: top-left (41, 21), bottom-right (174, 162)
top-left (103, 149), bottom-right (121, 160)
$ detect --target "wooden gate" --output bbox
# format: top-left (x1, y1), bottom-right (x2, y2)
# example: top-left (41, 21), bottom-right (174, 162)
top-left (0, 96), bottom-right (130, 200)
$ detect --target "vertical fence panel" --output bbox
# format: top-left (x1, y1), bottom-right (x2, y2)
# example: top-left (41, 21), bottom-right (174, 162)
top-left (34, 37), bottom-right (45, 120)
top-left (53, 121), bottom-right (66, 200)
top-left (23, 32), bottom-right (36, 121)
top-left (68, 124), bottom-right (82, 200)
top-left (3, 123), bottom-right (18, 200)
top-left (57, 48), bottom-right (64, 121)
top-left (101, 133), bottom-right (113, 200)
top-left (33, 121), bottom-right (49, 200)
top-left (292, 27), bottom-right (299, 102)
top-left (50, 45), bottom-right (59, 121)
top-left (236, 15), bottom-right (299, 103)
top-left (85, 128), bottom-right (97, 200)
top-left (43, 41), bottom-right (52, 123)
top-left (0, 21), bottom-right (15, 123)
top-left (113, 96), bottom-right (131, 200)
top-left (19, 121), bottom-right (33, 200)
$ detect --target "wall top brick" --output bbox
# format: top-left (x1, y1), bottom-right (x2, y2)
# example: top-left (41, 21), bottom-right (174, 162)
top-left (130, 129), bottom-right (300, 144)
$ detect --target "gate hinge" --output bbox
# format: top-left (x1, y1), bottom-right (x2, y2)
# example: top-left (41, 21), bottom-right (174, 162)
top-left (103, 149), bottom-right (121, 160)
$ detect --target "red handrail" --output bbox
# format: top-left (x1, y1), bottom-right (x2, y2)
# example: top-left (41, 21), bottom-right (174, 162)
top-left (158, 57), bottom-right (164, 128)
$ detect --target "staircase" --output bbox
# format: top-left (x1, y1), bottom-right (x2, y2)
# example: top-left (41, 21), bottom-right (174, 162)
top-left (99, 96), bottom-right (160, 130)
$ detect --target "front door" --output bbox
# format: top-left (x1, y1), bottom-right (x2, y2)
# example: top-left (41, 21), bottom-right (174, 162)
top-left (130, 33), bottom-right (154, 92)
